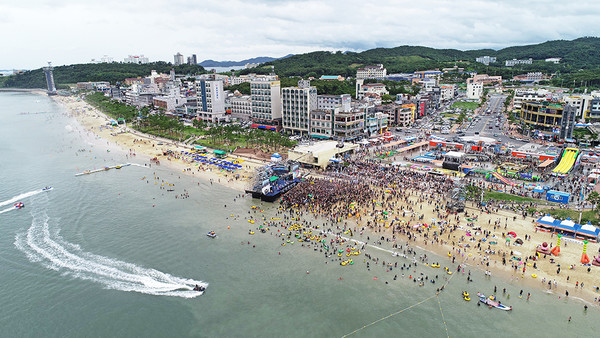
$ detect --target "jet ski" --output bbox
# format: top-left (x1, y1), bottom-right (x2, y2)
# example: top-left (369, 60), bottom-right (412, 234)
top-left (14, 202), bottom-right (25, 209)
top-left (193, 285), bottom-right (206, 292)
top-left (42, 186), bottom-right (53, 191)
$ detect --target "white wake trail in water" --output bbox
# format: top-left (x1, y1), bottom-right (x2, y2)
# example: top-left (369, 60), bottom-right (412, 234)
top-left (15, 210), bottom-right (207, 298)
top-left (0, 189), bottom-right (44, 208)
top-left (0, 206), bottom-right (17, 214)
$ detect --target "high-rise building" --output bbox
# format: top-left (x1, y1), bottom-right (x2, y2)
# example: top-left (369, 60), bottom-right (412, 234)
top-left (189, 54), bottom-right (197, 65)
top-left (43, 61), bottom-right (57, 95)
top-left (282, 80), bottom-right (317, 135)
top-left (123, 55), bottom-right (149, 64)
top-left (251, 78), bottom-right (282, 126)
top-left (199, 80), bottom-right (224, 112)
top-left (174, 52), bottom-right (184, 66)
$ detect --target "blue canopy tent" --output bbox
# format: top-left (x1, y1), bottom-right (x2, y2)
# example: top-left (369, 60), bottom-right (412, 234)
top-left (553, 218), bottom-right (578, 236)
top-left (535, 215), bottom-right (558, 231)
top-left (575, 223), bottom-right (600, 241)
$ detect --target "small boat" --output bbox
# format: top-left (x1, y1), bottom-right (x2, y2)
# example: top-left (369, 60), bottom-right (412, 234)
top-left (207, 231), bottom-right (217, 238)
top-left (42, 186), bottom-right (53, 191)
top-left (14, 202), bottom-right (25, 209)
top-left (477, 293), bottom-right (512, 310)
top-left (193, 284), bottom-right (206, 292)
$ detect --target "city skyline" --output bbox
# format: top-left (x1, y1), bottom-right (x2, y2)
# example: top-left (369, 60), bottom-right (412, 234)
top-left (2, 0), bottom-right (600, 69)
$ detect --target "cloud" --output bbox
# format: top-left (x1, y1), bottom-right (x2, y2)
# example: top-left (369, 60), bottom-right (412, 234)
top-left (0, 0), bottom-right (599, 69)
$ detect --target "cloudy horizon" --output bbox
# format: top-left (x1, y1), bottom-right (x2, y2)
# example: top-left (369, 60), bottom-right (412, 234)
top-left (2, 0), bottom-right (599, 69)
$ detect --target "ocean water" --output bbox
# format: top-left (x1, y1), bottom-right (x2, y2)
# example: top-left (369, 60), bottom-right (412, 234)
top-left (1, 91), bottom-right (599, 337)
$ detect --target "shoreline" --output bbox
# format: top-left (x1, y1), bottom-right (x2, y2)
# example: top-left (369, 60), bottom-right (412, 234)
top-left (49, 93), bottom-right (267, 192)
top-left (47, 91), bottom-right (600, 306)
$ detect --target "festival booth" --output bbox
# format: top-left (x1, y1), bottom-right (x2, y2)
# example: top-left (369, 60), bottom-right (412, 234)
top-left (535, 215), bottom-right (557, 232)
top-left (575, 223), bottom-right (600, 242)
top-left (535, 215), bottom-right (600, 242)
top-left (554, 219), bottom-right (578, 236)
top-left (428, 140), bottom-right (464, 151)
top-left (581, 153), bottom-right (600, 164)
top-left (395, 141), bottom-right (429, 154)
top-left (545, 190), bottom-right (570, 204)
top-left (213, 149), bottom-right (228, 159)
top-left (271, 153), bottom-right (282, 163)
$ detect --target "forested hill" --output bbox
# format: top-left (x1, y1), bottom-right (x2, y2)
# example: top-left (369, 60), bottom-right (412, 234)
top-left (1, 62), bottom-right (205, 89)
top-left (244, 37), bottom-right (600, 78)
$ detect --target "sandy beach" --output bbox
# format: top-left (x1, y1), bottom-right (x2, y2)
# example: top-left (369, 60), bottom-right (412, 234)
top-left (52, 94), bottom-right (266, 192)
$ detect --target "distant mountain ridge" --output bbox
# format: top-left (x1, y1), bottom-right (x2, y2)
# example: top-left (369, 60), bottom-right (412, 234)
top-left (199, 54), bottom-right (293, 68)
top-left (247, 37), bottom-right (600, 80)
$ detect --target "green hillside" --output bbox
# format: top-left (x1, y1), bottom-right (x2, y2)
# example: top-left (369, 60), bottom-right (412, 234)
top-left (2, 62), bottom-right (205, 89)
top-left (253, 37), bottom-right (600, 85)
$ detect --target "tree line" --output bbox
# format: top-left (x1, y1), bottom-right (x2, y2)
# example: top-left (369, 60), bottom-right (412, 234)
top-left (2, 62), bottom-right (206, 89)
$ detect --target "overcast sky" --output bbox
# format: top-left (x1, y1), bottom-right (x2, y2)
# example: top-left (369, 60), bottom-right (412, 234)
top-left (2, 0), bottom-right (599, 69)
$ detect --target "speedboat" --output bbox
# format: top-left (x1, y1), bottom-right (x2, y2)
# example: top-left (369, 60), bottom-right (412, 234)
top-left (207, 231), bottom-right (217, 238)
top-left (14, 202), bottom-right (25, 209)
top-left (477, 293), bottom-right (512, 310)
top-left (42, 186), bottom-right (53, 191)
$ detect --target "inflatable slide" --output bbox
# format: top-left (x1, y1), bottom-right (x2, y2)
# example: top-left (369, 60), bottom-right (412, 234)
top-left (552, 148), bottom-right (579, 176)
top-left (491, 171), bottom-right (517, 186)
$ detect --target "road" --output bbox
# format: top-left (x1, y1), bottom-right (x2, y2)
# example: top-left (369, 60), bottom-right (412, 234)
top-left (397, 93), bottom-right (530, 149)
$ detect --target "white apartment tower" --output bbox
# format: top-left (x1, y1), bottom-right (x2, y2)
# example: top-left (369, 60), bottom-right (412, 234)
top-left (196, 79), bottom-right (226, 121)
top-left (282, 80), bottom-right (317, 134)
top-left (174, 52), bottom-right (184, 66)
top-left (251, 79), bottom-right (282, 123)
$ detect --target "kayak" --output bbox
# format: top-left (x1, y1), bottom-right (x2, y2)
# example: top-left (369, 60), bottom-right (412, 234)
top-left (477, 293), bottom-right (512, 311)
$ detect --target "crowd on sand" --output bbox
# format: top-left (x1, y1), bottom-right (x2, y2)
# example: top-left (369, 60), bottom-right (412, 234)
top-left (243, 150), bottom-right (600, 318)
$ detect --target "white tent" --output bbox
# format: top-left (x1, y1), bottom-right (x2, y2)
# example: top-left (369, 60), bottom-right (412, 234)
top-left (271, 153), bottom-right (282, 162)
